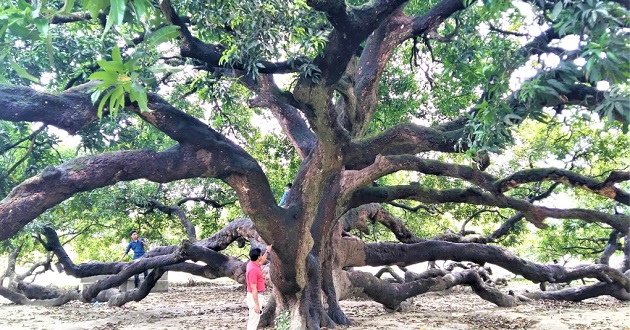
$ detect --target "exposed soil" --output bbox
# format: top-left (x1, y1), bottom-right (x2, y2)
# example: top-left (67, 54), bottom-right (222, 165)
top-left (0, 281), bottom-right (628, 330)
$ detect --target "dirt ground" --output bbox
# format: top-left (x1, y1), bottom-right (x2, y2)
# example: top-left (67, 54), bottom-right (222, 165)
top-left (0, 281), bottom-right (628, 330)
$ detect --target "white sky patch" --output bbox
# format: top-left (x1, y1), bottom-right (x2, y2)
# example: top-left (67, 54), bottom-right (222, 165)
top-left (556, 35), bottom-right (581, 51)
top-left (40, 72), bottom-right (56, 86)
top-left (540, 53), bottom-right (560, 68)
top-left (476, 23), bottom-right (490, 37)
top-left (251, 113), bottom-right (282, 135)
top-left (514, 1), bottom-right (535, 18)
top-left (596, 81), bottom-right (610, 90)
top-left (509, 63), bottom-right (537, 91)
top-left (273, 73), bottom-right (294, 90)
top-left (31, 123), bottom-right (82, 148)
top-left (573, 57), bottom-right (586, 67)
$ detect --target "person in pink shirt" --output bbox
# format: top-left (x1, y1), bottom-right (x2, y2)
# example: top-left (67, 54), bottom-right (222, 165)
top-left (245, 244), bottom-right (272, 330)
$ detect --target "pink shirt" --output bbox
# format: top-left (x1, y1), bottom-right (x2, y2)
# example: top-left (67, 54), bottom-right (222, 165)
top-left (246, 261), bottom-right (265, 293)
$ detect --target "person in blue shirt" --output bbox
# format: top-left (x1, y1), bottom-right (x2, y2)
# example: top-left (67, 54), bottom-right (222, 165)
top-left (120, 230), bottom-right (149, 288)
top-left (278, 183), bottom-right (292, 207)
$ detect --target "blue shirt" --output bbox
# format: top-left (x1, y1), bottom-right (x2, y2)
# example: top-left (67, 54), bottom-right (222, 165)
top-left (279, 190), bottom-right (290, 206)
top-left (125, 239), bottom-right (146, 260)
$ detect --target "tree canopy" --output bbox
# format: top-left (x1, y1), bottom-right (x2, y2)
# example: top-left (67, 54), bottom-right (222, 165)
top-left (0, 0), bottom-right (629, 328)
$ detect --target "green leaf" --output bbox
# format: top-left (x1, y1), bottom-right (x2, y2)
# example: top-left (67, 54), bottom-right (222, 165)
top-left (111, 46), bottom-right (122, 63)
top-left (17, 0), bottom-right (29, 11)
top-left (0, 23), bottom-right (8, 40)
top-left (109, 86), bottom-right (125, 114)
top-left (551, 2), bottom-right (563, 21)
top-left (8, 24), bottom-right (35, 39)
top-left (89, 71), bottom-right (118, 84)
top-left (60, 0), bottom-right (75, 14)
top-left (91, 89), bottom-right (102, 105)
top-left (133, 0), bottom-right (147, 19)
top-left (110, 0), bottom-right (125, 25)
top-left (102, 0), bottom-right (126, 37)
top-left (146, 25), bottom-right (180, 47)
top-left (83, 0), bottom-right (109, 19)
top-left (9, 60), bottom-right (39, 83)
top-left (46, 32), bottom-right (54, 68)
top-left (131, 82), bottom-right (149, 111)
top-left (96, 59), bottom-right (124, 72)
top-left (606, 51), bottom-right (619, 63)
top-left (33, 17), bottom-right (49, 38)
top-left (97, 88), bottom-right (115, 118)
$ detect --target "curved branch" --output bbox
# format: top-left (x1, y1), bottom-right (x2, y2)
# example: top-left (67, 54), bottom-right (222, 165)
top-left (81, 242), bottom-right (190, 301)
top-left (352, 240), bottom-right (630, 291)
top-left (0, 82), bottom-right (284, 242)
top-left (0, 146), bottom-right (221, 241)
top-left (143, 218), bottom-right (262, 258)
top-left (159, 0), bottom-right (305, 75)
top-left (344, 123), bottom-right (463, 170)
top-left (151, 200), bottom-right (197, 241)
top-left (524, 281), bottom-right (630, 301)
top-left (344, 268), bottom-right (518, 310)
top-left (244, 74), bottom-right (317, 159)
top-left (41, 226), bottom-right (126, 277)
top-left (349, 186), bottom-right (630, 232)
top-left (497, 168), bottom-right (630, 205)
top-left (105, 268), bottom-right (165, 306)
top-left (176, 196), bottom-right (235, 208)
top-left (0, 83), bottom-right (100, 134)
top-left (342, 204), bottom-right (499, 245)
top-left (342, 155), bottom-right (496, 194)
top-left (353, 0), bottom-right (466, 136)
top-left (597, 230), bottom-right (622, 265)
top-left (0, 285), bottom-right (80, 306)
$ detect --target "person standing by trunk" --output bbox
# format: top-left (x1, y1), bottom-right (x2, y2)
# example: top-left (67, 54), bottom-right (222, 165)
top-left (120, 230), bottom-right (149, 288)
top-left (278, 183), bottom-right (292, 207)
top-left (246, 245), bottom-right (272, 330)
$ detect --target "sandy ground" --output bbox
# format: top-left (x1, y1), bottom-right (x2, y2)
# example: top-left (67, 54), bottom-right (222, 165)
top-left (0, 281), bottom-right (628, 330)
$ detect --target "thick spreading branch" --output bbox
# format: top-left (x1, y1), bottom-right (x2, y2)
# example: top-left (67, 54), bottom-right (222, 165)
top-left (597, 230), bottom-right (622, 265)
top-left (243, 74), bottom-right (317, 159)
top-left (342, 155), bottom-right (496, 194)
top-left (44, 224), bottom-right (248, 284)
top-left (497, 168), bottom-right (630, 205)
top-left (159, 0), bottom-right (306, 74)
top-left (0, 83), bottom-right (284, 241)
top-left (81, 243), bottom-right (190, 301)
top-left (344, 124), bottom-right (463, 170)
top-left (352, 0), bottom-right (466, 136)
top-left (0, 146), bottom-right (220, 241)
top-left (344, 268), bottom-right (519, 310)
top-left (341, 204), bottom-right (515, 245)
top-left (349, 185), bottom-right (629, 232)
top-left (524, 280), bottom-right (630, 302)
top-left (353, 240), bottom-right (630, 291)
top-left (0, 285), bottom-right (80, 306)
top-left (41, 226), bottom-right (126, 277)
top-left (0, 83), bottom-right (100, 134)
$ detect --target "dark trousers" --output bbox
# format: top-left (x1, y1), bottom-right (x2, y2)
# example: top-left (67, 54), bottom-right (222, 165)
top-left (134, 270), bottom-right (149, 288)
